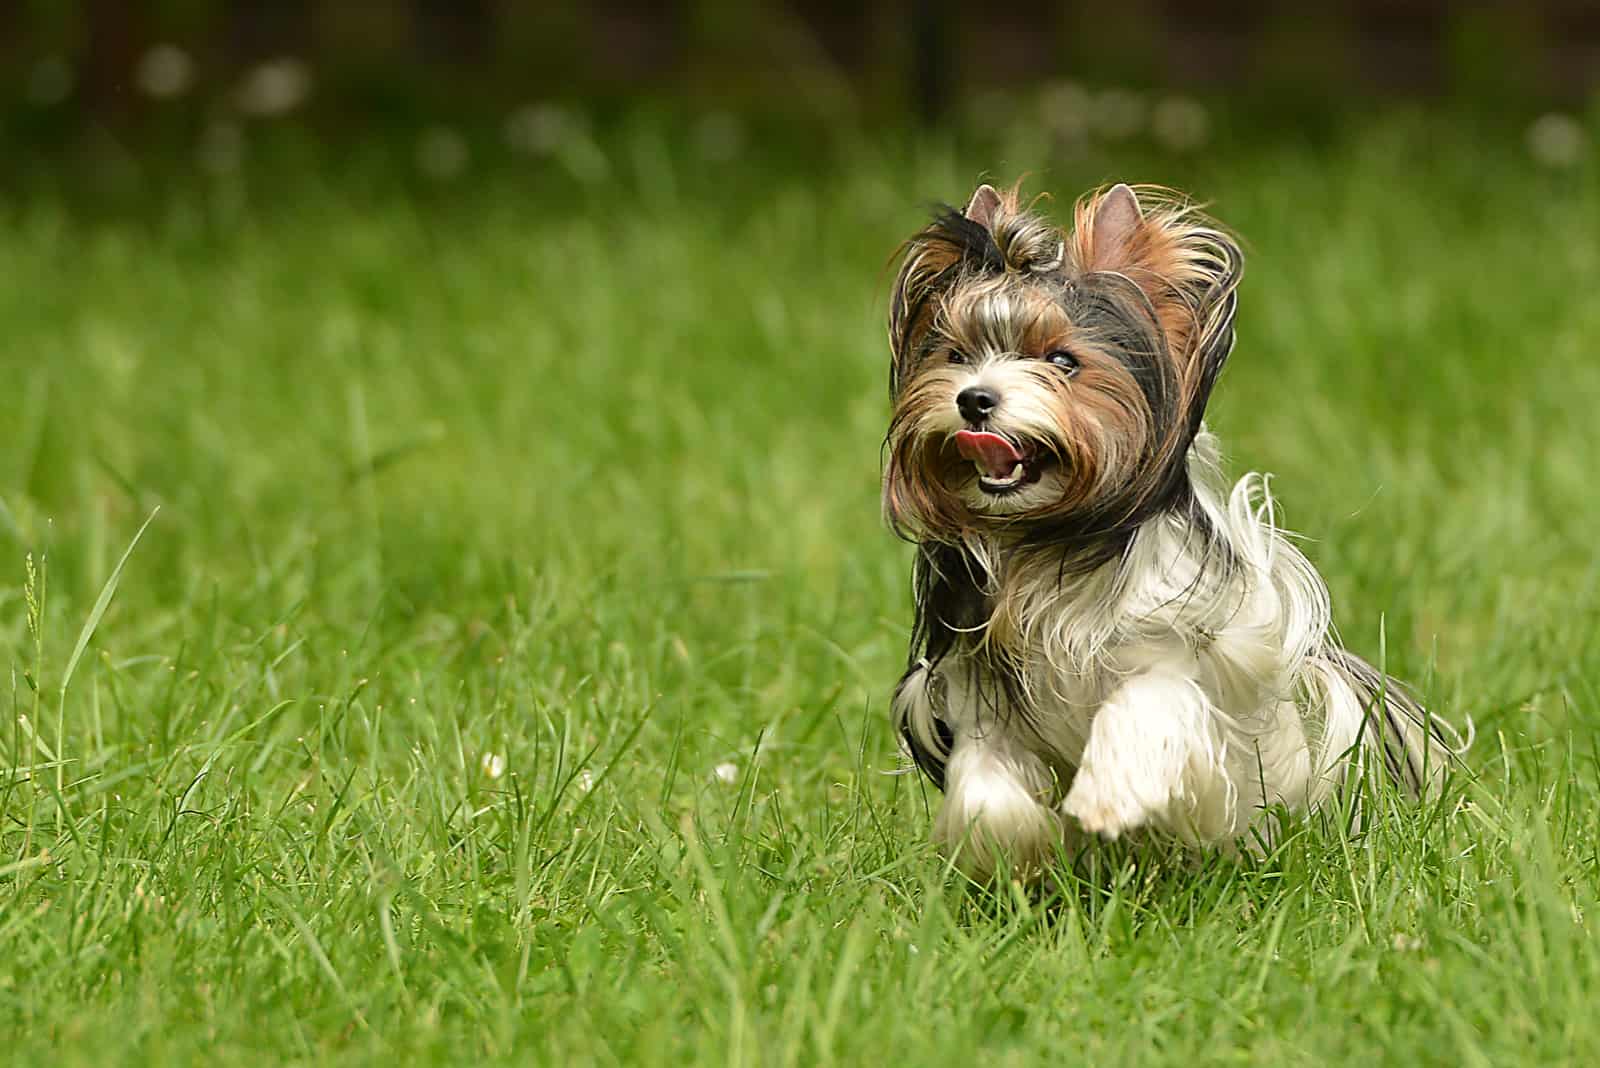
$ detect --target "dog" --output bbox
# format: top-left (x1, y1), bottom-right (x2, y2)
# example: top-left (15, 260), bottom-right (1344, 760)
top-left (883, 181), bottom-right (1466, 881)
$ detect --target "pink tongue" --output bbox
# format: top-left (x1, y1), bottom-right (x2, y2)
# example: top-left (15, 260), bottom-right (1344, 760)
top-left (954, 430), bottom-right (1024, 479)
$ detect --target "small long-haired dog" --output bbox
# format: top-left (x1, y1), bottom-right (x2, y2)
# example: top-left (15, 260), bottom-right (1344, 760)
top-left (884, 181), bottom-right (1466, 881)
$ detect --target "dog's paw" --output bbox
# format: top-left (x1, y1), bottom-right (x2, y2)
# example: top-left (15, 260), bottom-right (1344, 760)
top-left (1061, 769), bottom-right (1158, 840)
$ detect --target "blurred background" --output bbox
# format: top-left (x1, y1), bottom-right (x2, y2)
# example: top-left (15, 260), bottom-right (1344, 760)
top-left (2, 1), bottom-right (1597, 196)
top-left (2, 1), bottom-right (1598, 680)
top-left (5, 10), bottom-right (1600, 1062)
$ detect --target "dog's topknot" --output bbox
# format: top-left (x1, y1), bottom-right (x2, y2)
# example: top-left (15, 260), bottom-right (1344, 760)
top-left (965, 182), bottom-right (1065, 275)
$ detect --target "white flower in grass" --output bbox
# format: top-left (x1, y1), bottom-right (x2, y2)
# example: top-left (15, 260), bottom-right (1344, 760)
top-left (577, 769), bottom-right (595, 792)
top-left (505, 103), bottom-right (609, 183)
top-left (235, 57), bottom-right (312, 117)
top-left (713, 762), bottom-right (739, 784)
top-left (1527, 113), bottom-right (1588, 168)
top-left (480, 751), bottom-right (506, 780)
top-left (504, 103), bottom-right (578, 156)
top-left (27, 56), bottom-right (73, 106)
top-left (1039, 80), bottom-right (1092, 145)
top-left (136, 44), bottom-right (194, 100)
top-left (1151, 95), bottom-right (1210, 153)
top-left (416, 126), bottom-right (469, 181)
top-left (1091, 89), bottom-right (1146, 141)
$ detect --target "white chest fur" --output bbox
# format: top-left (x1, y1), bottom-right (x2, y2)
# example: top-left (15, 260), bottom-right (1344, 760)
top-left (893, 469), bottom-right (1453, 880)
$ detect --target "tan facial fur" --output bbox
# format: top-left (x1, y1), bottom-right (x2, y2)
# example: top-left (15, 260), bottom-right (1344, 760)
top-left (885, 182), bottom-right (1242, 545)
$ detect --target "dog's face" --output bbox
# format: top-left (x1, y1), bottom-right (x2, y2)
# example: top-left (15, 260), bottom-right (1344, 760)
top-left (885, 183), bottom-right (1242, 544)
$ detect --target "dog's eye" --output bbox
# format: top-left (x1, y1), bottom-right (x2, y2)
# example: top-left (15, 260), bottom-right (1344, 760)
top-left (946, 350), bottom-right (968, 365)
top-left (1044, 350), bottom-right (1080, 374)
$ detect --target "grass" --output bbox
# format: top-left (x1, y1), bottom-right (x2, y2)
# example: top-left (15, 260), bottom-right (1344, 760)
top-left (3, 108), bottom-right (1600, 1064)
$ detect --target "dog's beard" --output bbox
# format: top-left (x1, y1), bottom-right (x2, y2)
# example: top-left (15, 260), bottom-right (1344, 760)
top-left (900, 364), bottom-right (1076, 519)
top-left (886, 350), bottom-right (1155, 533)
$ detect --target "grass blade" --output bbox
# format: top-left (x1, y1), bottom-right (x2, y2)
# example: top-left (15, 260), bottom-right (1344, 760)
top-left (59, 507), bottom-right (159, 698)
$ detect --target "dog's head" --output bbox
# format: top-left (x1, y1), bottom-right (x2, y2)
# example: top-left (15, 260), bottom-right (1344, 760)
top-left (884, 182), bottom-right (1242, 551)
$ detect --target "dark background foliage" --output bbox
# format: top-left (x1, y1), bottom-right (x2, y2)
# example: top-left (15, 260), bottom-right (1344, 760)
top-left (4, 2), bottom-right (1596, 130)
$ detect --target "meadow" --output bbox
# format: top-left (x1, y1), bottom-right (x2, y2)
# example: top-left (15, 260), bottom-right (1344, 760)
top-left (3, 107), bottom-right (1600, 1064)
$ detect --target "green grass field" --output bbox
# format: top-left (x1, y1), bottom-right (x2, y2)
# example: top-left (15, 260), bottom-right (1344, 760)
top-left (3, 110), bottom-right (1600, 1064)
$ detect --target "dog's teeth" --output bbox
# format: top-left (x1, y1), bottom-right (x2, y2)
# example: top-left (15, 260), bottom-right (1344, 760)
top-left (1009, 462), bottom-right (1024, 481)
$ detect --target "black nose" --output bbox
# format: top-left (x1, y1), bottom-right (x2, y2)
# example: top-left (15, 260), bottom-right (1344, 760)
top-left (957, 386), bottom-right (1000, 423)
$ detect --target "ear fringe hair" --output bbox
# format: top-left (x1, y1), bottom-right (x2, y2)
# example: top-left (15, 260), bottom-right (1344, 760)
top-left (1070, 184), bottom-right (1244, 429)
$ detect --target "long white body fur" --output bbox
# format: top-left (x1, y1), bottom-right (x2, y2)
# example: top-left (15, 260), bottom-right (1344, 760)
top-left (894, 432), bottom-right (1456, 880)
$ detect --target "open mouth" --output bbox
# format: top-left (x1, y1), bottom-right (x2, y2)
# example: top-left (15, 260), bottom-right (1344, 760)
top-left (953, 430), bottom-right (1047, 496)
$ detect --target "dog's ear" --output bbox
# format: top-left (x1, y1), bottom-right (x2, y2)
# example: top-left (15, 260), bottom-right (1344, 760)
top-left (1073, 184), bottom-right (1244, 429)
top-left (1085, 183), bottom-right (1143, 272)
top-left (964, 184), bottom-right (1003, 230)
top-left (888, 188), bottom-right (1010, 396)
top-left (1076, 184), bottom-right (1239, 291)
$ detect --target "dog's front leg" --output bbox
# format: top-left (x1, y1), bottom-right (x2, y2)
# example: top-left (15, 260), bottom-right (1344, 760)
top-left (897, 659), bottom-right (1069, 879)
top-left (935, 733), bottom-right (1064, 881)
top-left (1061, 666), bottom-right (1233, 841)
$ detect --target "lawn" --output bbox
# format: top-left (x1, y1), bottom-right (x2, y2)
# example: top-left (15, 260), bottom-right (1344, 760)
top-left (3, 109), bottom-right (1599, 1064)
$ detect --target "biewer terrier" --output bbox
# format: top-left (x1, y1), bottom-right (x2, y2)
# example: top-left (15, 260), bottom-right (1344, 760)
top-left (884, 182), bottom-right (1465, 881)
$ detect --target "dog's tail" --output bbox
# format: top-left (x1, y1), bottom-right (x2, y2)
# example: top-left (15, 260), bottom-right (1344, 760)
top-left (1311, 646), bottom-right (1471, 799)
